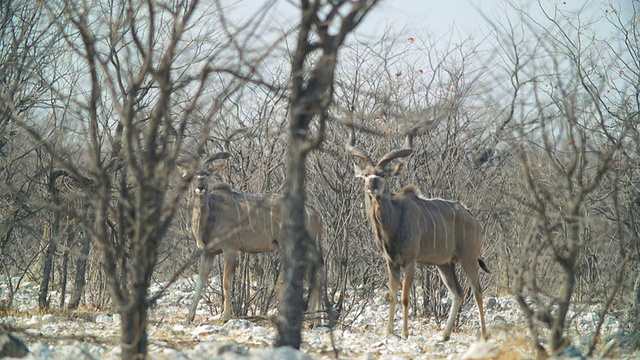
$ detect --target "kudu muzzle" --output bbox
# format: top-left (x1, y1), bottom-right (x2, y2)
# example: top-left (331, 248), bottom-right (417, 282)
top-left (194, 174), bottom-right (208, 196)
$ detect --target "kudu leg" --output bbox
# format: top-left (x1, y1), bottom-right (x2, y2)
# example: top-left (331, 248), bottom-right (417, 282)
top-left (306, 237), bottom-right (325, 328)
top-left (188, 252), bottom-right (216, 323)
top-left (306, 265), bottom-right (322, 328)
top-left (461, 260), bottom-right (488, 340)
top-left (386, 262), bottom-right (401, 336)
top-left (221, 250), bottom-right (239, 322)
top-left (437, 264), bottom-right (463, 341)
top-left (401, 261), bottom-right (416, 338)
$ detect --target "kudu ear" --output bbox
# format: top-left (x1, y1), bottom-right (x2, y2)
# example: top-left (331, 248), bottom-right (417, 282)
top-left (176, 161), bottom-right (190, 178)
top-left (390, 163), bottom-right (405, 177)
top-left (354, 162), bottom-right (367, 178)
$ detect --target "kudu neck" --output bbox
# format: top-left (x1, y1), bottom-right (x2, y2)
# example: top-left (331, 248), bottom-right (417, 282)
top-left (365, 187), bottom-right (397, 213)
top-left (365, 188), bottom-right (402, 239)
top-left (191, 191), bottom-right (209, 213)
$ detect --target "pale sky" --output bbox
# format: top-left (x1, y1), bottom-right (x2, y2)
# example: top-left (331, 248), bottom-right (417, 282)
top-left (226, 0), bottom-right (625, 47)
top-left (228, 0), bottom-right (498, 38)
top-left (355, 0), bottom-right (622, 40)
top-left (355, 0), bottom-right (497, 38)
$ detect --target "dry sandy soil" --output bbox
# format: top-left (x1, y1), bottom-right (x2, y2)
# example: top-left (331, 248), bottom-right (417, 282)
top-left (1, 278), bottom-right (638, 359)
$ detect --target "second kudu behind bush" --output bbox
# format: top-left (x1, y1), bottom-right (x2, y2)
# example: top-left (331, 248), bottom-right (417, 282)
top-left (346, 124), bottom-right (490, 340)
top-left (177, 152), bottom-right (324, 325)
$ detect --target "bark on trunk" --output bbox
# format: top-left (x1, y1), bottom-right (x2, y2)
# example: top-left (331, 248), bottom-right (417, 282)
top-left (68, 205), bottom-right (90, 310)
top-left (39, 169), bottom-right (66, 310)
top-left (59, 234), bottom-right (70, 309)
top-left (635, 271), bottom-right (640, 331)
top-left (275, 140), bottom-right (309, 349)
top-left (118, 187), bottom-right (163, 359)
top-left (119, 290), bottom-right (149, 360)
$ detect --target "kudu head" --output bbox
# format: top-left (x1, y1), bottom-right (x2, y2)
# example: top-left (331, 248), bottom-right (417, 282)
top-left (177, 151), bottom-right (232, 197)
top-left (347, 126), bottom-right (416, 198)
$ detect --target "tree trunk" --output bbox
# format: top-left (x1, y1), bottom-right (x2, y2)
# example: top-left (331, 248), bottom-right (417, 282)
top-left (38, 234), bottom-right (55, 309)
top-left (275, 139), bottom-right (310, 349)
top-left (68, 205), bottom-right (90, 310)
top-left (273, 1), bottom-right (375, 345)
top-left (119, 288), bottom-right (149, 360)
top-left (59, 233), bottom-right (71, 309)
top-left (39, 169), bottom-right (65, 309)
top-left (119, 237), bottom-right (155, 359)
top-left (635, 271), bottom-right (640, 332)
top-left (118, 185), bottom-right (163, 359)
top-left (0, 225), bottom-right (15, 310)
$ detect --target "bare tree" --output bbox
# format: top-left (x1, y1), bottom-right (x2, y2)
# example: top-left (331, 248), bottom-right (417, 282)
top-left (5, 0), bottom-right (266, 357)
top-left (602, 3), bottom-right (640, 349)
top-left (37, 169), bottom-right (67, 309)
top-left (491, 1), bottom-right (639, 356)
top-left (275, 0), bottom-right (380, 349)
top-left (0, 0), bottom-right (67, 311)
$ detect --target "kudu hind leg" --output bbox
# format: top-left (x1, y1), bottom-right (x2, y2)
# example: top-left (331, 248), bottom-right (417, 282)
top-left (437, 264), bottom-right (462, 341)
top-left (307, 247), bottom-right (326, 328)
top-left (461, 259), bottom-right (488, 340)
top-left (386, 262), bottom-right (401, 335)
top-left (303, 235), bottom-right (324, 328)
top-left (188, 253), bottom-right (216, 323)
top-left (306, 266), bottom-right (322, 328)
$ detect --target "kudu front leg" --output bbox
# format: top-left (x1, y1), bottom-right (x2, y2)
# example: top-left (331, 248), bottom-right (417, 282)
top-left (401, 262), bottom-right (416, 339)
top-left (386, 262), bottom-right (401, 336)
top-left (188, 252), bottom-right (215, 323)
top-left (221, 250), bottom-right (239, 322)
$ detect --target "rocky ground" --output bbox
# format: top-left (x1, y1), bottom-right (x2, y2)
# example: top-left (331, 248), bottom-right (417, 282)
top-left (1, 278), bottom-right (638, 359)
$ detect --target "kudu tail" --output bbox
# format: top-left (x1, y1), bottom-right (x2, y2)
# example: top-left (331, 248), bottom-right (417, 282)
top-left (478, 258), bottom-right (492, 274)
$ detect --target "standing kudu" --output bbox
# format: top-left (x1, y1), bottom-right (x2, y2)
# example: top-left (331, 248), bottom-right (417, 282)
top-left (346, 126), bottom-right (489, 341)
top-left (177, 152), bottom-right (324, 324)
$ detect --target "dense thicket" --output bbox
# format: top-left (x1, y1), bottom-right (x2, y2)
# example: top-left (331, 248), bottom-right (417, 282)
top-left (1, 0), bottom-right (637, 357)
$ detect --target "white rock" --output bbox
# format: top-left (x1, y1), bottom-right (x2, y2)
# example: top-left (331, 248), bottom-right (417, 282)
top-left (173, 323), bottom-right (187, 332)
top-left (225, 319), bottom-right (254, 330)
top-left (305, 334), bottom-right (322, 347)
top-left (461, 342), bottom-right (501, 360)
top-left (247, 346), bottom-right (313, 360)
top-left (252, 326), bottom-right (271, 336)
top-left (356, 352), bottom-right (378, 360)
top-left (95, 314), bottom-right (113, 323)
top-left (193, 325), bottom-right (229, 337)
top-left (160, 347), bottom-right (189, 360)
top-left (27, 315), bottom-right (43, 325)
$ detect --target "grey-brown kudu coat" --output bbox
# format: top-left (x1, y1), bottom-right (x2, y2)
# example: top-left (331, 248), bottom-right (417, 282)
top-left (178, 153), bottom-right (323, 325)
top-left (347, 125), bottom-right (489, 341)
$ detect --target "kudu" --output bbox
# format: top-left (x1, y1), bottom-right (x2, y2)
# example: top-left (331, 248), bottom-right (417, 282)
top-left (346, 126), bottom-right (489, 341)
top-left (177, 152), bottom-right (324, 324)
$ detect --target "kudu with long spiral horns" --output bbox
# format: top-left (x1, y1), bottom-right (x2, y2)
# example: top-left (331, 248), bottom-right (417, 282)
top-left (346, 123), bottom-right (489, 341)
top-left (178, 151), bottom-right (324, 325)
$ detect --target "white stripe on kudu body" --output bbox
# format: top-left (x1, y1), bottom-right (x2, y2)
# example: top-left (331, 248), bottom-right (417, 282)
top-left (444, 201), bottom-right (457, 249)
top-left (177, 152), bottom-right (324, 327)
top-left (420, 203), bottom-right (438, 250)
top-left (347, 125), bottom-right (489, 341)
